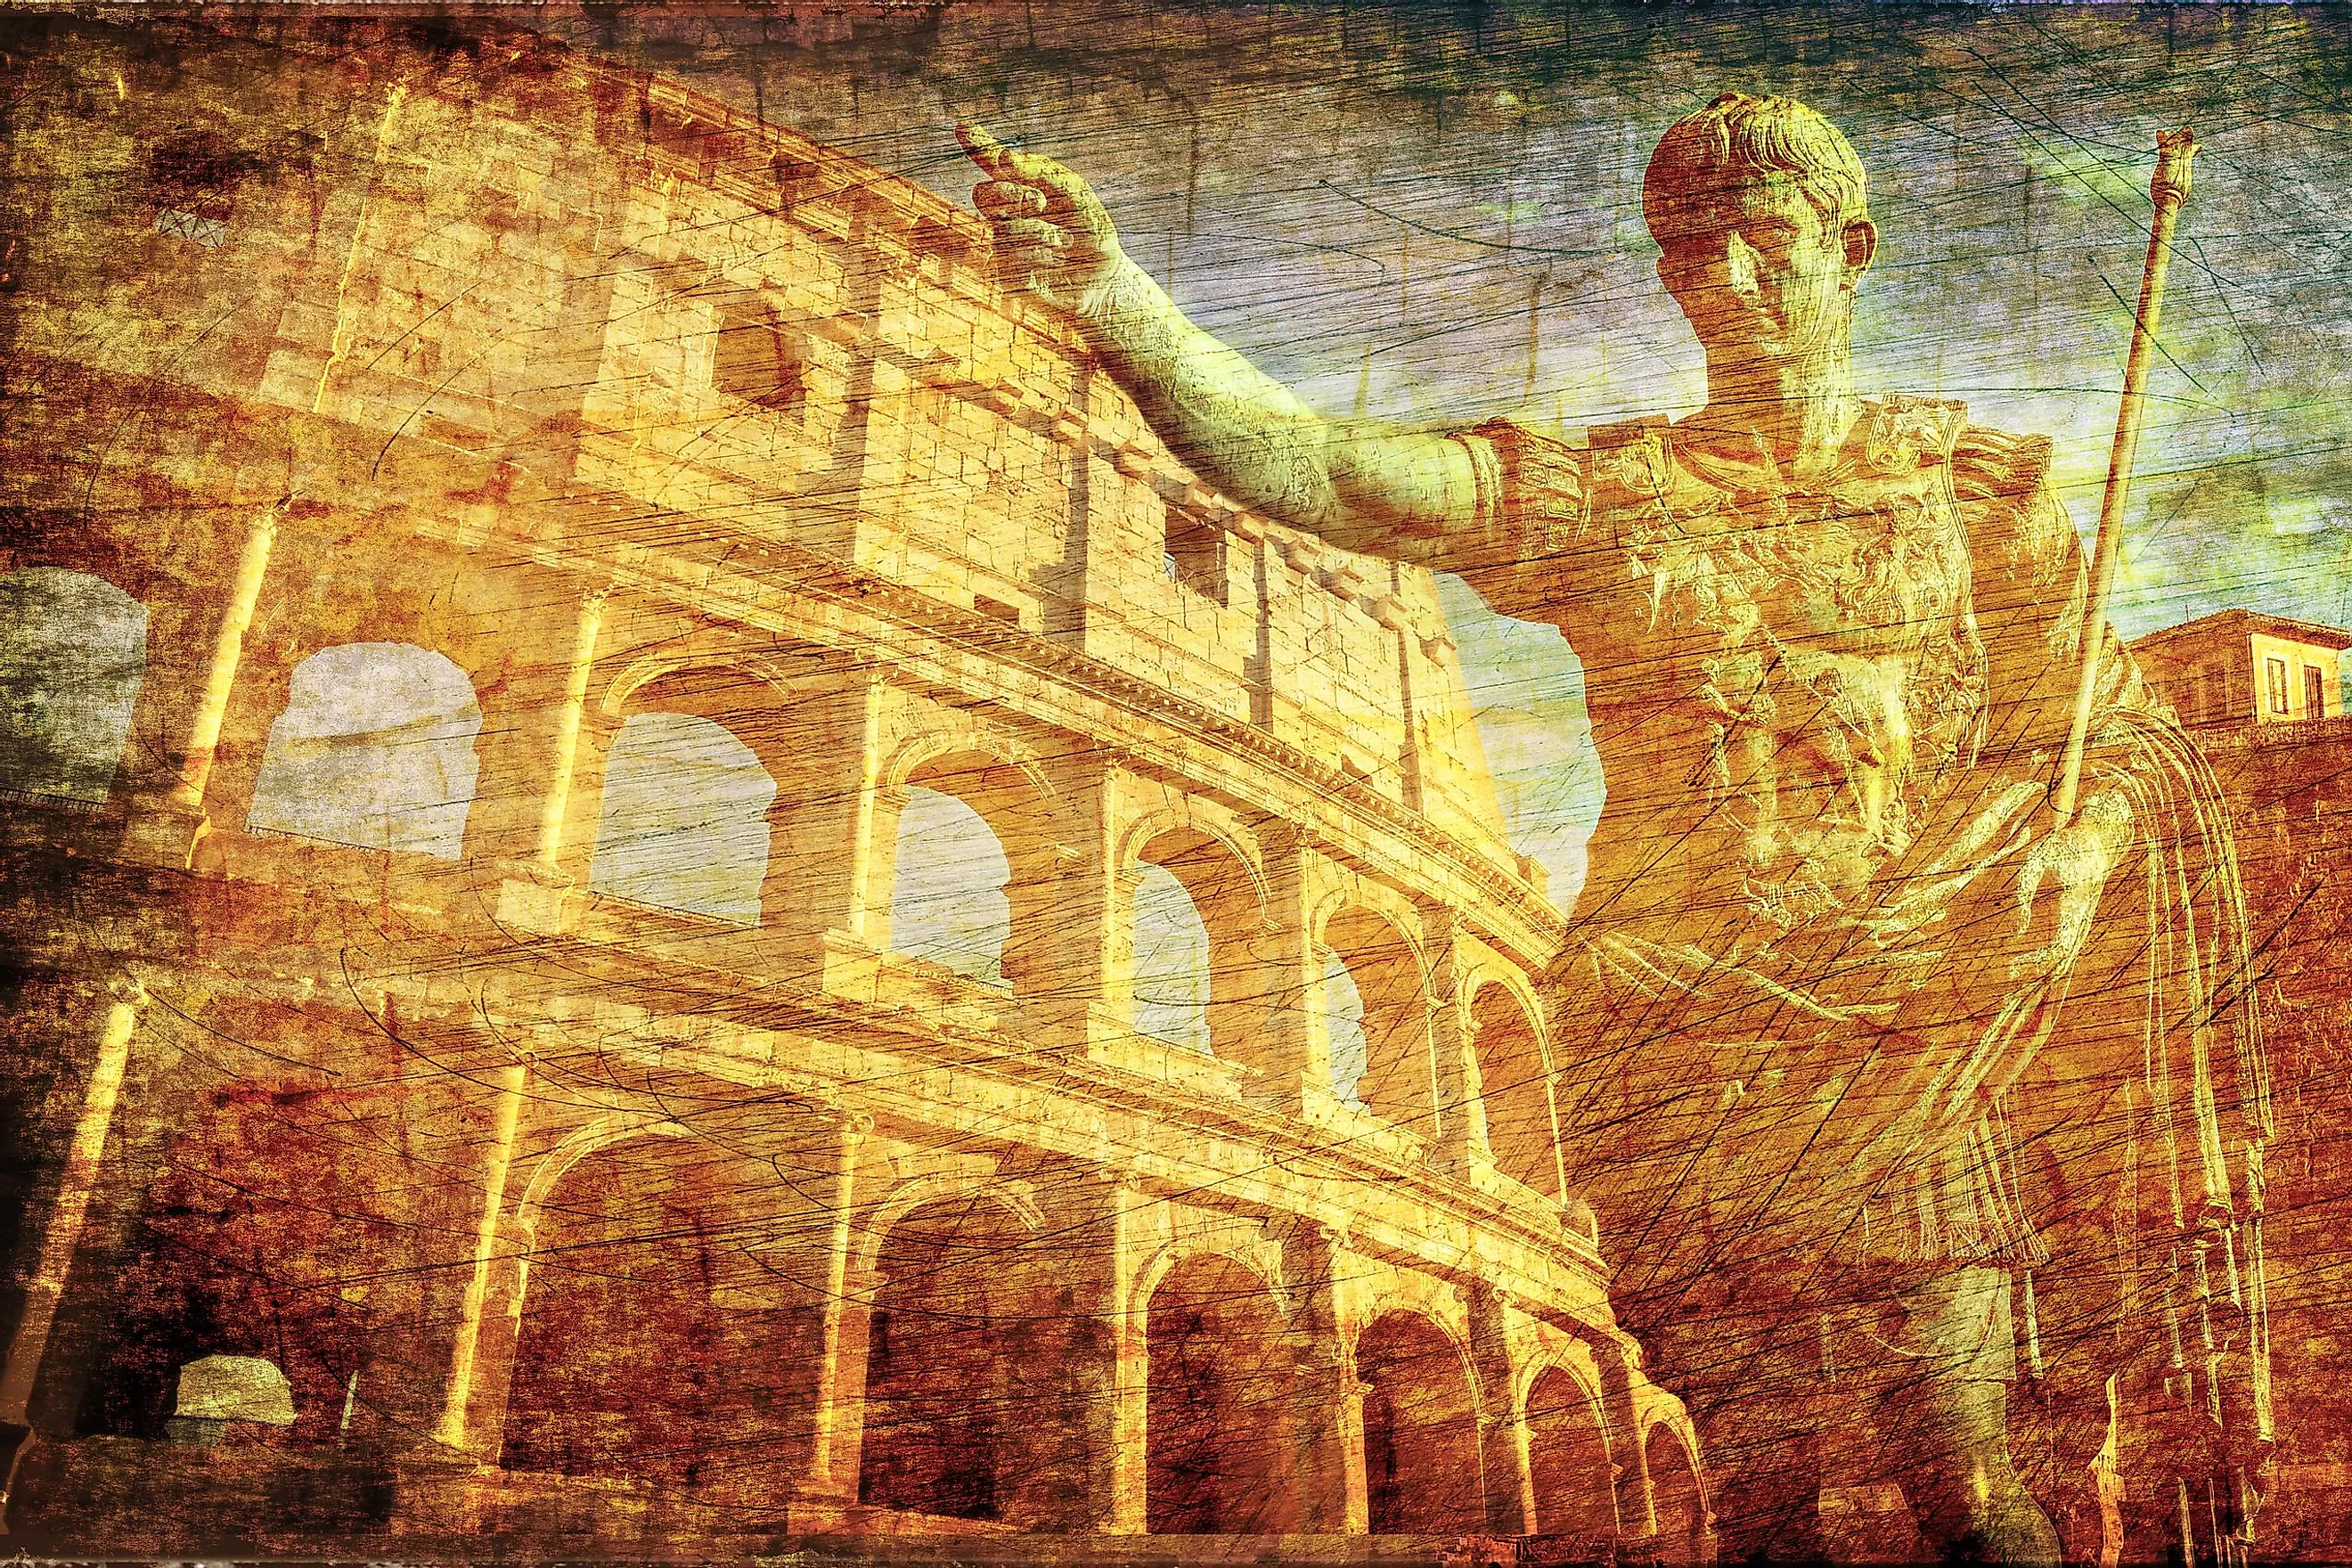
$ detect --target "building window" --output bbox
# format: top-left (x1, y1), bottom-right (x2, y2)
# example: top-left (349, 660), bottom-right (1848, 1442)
top-left (1163, 509), bottom-right (1226, 603)
top-left (247, 643), bottom-right (480, 858)
top-left (2266, 657), bottom-right (2290, 716)
top-left (0, 568), bottom-right (148, 806)
top-left (2306, 665), bottom-right (2327, 718)
top-left (589, 712), bottom-right (776, 925)
top-left (712, 301), bottom-right (805, 415)
top-left (143, 129), bottom-right (251, 247)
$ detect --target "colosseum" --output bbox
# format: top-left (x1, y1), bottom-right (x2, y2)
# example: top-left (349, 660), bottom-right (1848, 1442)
top-left (0, 14), bottom-right (1707, 1562)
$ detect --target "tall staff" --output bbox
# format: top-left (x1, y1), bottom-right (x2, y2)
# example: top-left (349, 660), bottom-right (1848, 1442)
top-left (2051, 128), bottom-right (2199, 826)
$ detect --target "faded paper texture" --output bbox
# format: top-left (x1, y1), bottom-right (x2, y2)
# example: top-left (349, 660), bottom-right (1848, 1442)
top-left (0, 4), bottom-right (2344, 1564)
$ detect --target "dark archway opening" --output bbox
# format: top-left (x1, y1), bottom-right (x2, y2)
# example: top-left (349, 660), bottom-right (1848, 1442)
top-left (1359, 1311), bottom-right (1482, 1534)
top-left (857, 1192), bottom-right (1056, 1524)
top-left (1144, 1253), bottom-right (1296, 1533)
top-left (1526, 1366), bottom-right (1617, 1543)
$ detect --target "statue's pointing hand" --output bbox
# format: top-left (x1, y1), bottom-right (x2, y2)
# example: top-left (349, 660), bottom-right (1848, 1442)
top-left (959, 123), bottom-right (1123, 312)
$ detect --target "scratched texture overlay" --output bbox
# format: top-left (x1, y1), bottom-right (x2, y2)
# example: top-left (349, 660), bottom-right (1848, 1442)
top-left (0, 3), bottom-right (2346, 1564)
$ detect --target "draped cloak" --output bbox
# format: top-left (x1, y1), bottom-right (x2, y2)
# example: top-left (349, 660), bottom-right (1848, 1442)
top-left (1436, 401), bottom-right (2269, 1426)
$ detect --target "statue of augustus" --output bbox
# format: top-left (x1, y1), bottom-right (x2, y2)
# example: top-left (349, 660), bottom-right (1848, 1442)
top-left (964, 94), bottom-right (2268, 1564)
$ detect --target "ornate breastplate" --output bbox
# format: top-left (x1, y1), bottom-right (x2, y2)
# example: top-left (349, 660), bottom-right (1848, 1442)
top-left (1585, 399), bottom-right (1990, 928)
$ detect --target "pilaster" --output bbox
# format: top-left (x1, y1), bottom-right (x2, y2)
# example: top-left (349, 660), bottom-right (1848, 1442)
top-left (491, 584), bottom-right (609, 934)
top-left (1281, 1218), bottom-right (1370, 1534)
top-left (1238, 821), bottom-right (1327, 1110)
top-left (121, 502), bottom-right (281, 868)
top-left (0, 981), bottom-right (147, 1433)
top-left (1467, 1279), bottom-right (1537, 1536)
top-left (802, 1111), bottom-right (877, 1499)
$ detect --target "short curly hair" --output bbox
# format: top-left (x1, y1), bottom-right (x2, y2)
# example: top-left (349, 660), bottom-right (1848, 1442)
top-left (1642, 93), bottom-right (1869, 245)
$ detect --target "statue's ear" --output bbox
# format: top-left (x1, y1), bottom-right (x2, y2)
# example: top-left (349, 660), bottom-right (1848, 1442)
top-left (1842, 218), bottom-right (1879, 281)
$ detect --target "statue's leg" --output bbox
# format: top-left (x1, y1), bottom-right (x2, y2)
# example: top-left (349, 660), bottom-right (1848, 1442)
top-left (1887, 1268), bottom-right (2062, 1566)
top-left (1683, 1299), bottom-right (1829, 1563)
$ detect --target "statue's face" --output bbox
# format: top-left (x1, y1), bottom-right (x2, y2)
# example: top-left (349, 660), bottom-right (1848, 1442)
top-left (1653, 169), bottom-right (1873, 368)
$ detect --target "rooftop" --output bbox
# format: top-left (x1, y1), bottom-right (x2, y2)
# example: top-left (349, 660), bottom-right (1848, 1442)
top-left (2130, 608), bottom-right (2352, 655)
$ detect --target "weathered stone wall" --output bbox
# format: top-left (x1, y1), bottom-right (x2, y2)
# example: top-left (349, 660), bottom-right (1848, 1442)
top-left (0, 16), bottom-right (1685, 1560)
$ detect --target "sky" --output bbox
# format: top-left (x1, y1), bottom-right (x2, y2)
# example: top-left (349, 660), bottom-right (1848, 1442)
top-left (529, 0), bottom-right (2352, 898)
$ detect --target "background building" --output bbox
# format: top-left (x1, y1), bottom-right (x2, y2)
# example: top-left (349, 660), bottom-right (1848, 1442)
top-left (0, 15), bottom-right (1701, 1562)
top-left (2130, 609), bottom-right (2349, 731)
top-left (2132, 610), bottom-right (2352, 1559)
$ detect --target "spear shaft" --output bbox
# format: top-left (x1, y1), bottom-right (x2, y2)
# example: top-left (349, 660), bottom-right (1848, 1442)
top-left (2051, 128), bottom-right (2199, 827)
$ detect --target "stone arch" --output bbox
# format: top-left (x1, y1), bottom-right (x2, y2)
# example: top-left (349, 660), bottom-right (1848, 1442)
top-left (1467, 978), bottom-right (1564, 1200)
top-left (1356, 1309), bottom-right (1485, 1535)
top-left (854, 1173), bottom-right (1045, 1277)
top-left (1523, 1360), bottom-right (1617, 1541)
top-left (1130, 1228), bottom-right (1293, 1327)
top-left (878, 744), bottom-right (1071, 995)
top-left (1124, 821), bottom-right (1266, 1060)
top-left (1111, 810), bottom-right (1268, 908)
top-left (0, 567), bottom-right (148, 806)
top-left (246, 641), bottom-right (480, 858)
top-left (1143, 1250), bottom-right (1299, 1534)
top-left (1644, 1418), bottom-right (1708, 1564)
top-left (499, 1108), bottom-right (839, 1499)
top-left (589, 711), bottom-right (776, 922)
top-left (855, 1185), bottom-right (1066, 1526)
top-left (596, 646), bottom-right (806, 723)
top-left (509, 1115), bottom-right (692, 1254)
top-left (1318, 904), bottom-right (1434, 1132)
top-left (66, 1060), bottom-right (396, 1449)
top-left (590, 657), bottom-right (813, 923)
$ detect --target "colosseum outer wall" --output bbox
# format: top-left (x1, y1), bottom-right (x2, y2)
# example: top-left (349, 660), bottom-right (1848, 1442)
top-left (0, 14), bottom-right (1703, 1563)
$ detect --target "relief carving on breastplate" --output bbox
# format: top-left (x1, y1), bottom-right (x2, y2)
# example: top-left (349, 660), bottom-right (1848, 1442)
top-left (1603, 410), bottom-right (1990, 929)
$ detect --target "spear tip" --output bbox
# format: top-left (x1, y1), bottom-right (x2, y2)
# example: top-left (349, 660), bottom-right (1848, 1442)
top-left (2155, 127), bottom-right (2199, 206)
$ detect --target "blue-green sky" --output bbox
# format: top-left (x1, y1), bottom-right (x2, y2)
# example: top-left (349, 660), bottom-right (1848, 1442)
top-left (544, 1), bottom-right (2352, 897)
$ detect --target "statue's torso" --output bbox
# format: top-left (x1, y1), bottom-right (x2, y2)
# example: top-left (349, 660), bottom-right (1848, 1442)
top-left (1550, 399), bottom-right (1990, 939)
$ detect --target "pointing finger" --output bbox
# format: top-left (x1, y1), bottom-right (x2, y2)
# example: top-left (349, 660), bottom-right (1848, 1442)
top-left (957, 121), bottom-right (1015, 178)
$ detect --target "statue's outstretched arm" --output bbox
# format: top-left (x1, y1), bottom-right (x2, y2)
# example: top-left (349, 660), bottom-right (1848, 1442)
top-left (960, 125), bottom-right (1477, 563)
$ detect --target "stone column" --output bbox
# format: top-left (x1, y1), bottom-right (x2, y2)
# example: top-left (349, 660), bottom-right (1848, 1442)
top-left (430, 1060), bottom-right (529, 1453)
top-left (1040, 1167), bottom-right (1147, 1532)
top-left (1282, 1219), bottom-right (1369, 1534)
top-left (1419, 902), bottom-right (1487, 1171)
top-left (0, 982), bottom-right (146, 1432)
top-left (1337, 1377), bottom-right (1373, 1534)
top-left (1238, 822), bottom-right (1324, 1109)
top-left (802, 677), bottom-right (891, 1001)
top-left (122, 502), bottom-right (278, 866)
top-left (802, 1111), bottom-right (875, 1499)
top-left (1590, 1335), bottom-right (1658, 1543)
top-left (1467, 1280), bottom-right (1538, 1535)
top-left (1105, 1178), bottom-right (1148, 1533)
top-left (494, 586), bottom-right (608, 933)
top-left (1017, 750), bottom-right (1113, 1052)
top-left (533, 587), bottom-right (609, 873)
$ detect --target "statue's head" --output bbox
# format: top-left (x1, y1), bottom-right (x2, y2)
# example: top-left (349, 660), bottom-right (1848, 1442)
top-left (1641, 94), bottom-right (1878, 367)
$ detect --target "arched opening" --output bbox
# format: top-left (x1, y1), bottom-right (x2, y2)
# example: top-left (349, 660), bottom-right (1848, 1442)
top-left (248, 642), bottom-right (479, 857)
top-left (1144, 1253), bottom-right (1296, 1533)
top-left (501, 1127), bottom-right (830, 1494)
top-left (1133, 826), bottom-right (1263, 1063)
top-left (589, 711), bottom-right (776, 923)
top-left (1323, 909), bottom-right (1433, 1132)
top-left (1646, 1423), bottom-right (1706, 1565)
top-left (1131, 862), bottom-right (1210, 1051)
top-left (1358, 1311), bottom-right (1482, 1535)
top-left (1472, 984), bottom-right (1563, 1199)
top-left (889, 785), bottom-right (1014, 986)
top-left (0, 567), bottom-right (147, 805)
top-left (858, 1191), bottom-right (1057, 1524)
top-left (1321, 948), bottom-right (1371, 1107)
top-left (70, 1080), bottom-right (392, 1448)
top-left (1525, 1366), bottom-right (1616, 1542)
